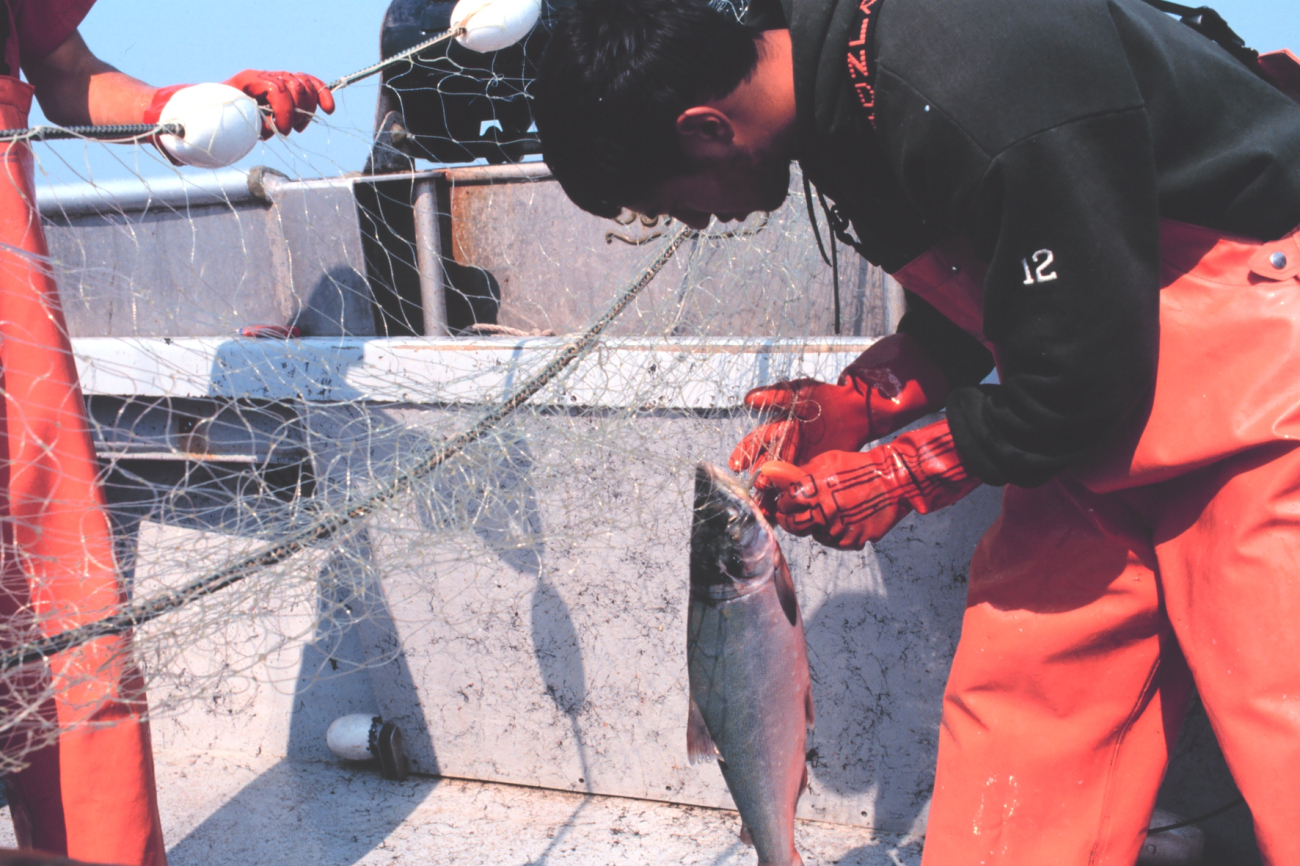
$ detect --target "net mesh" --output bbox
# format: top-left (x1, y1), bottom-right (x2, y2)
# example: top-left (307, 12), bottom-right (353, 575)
top-left (0, 7), bottom-right (920, 832)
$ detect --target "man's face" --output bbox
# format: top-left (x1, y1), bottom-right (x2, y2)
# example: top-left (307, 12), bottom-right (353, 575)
top-left (630, 147), bottom-right (792, 231)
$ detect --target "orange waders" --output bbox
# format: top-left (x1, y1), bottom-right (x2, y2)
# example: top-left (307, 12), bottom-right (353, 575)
top-left (0, 78), bottom-right (166, 866)
top-left (900, 220), bottom-right (1300, 865)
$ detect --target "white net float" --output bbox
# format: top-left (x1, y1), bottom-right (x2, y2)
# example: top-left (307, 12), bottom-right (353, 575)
top-left (451, 0), bottom-right (542, 53)
top-left (156, 82), bottom-right (261, 169)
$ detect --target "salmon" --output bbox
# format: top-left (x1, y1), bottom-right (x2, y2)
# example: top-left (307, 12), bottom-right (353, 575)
top-left (687, 462), bottom-right (814, 866)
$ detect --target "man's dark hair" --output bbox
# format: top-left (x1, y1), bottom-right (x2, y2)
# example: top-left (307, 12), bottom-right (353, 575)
top-left (533, 0), bottom-right (762, 218)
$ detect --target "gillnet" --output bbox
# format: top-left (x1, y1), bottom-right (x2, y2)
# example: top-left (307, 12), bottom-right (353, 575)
top-left (0, 0), bottom-right (992, 845)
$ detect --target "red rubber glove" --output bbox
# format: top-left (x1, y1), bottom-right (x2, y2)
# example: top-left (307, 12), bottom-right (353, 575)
top-left (729, 333), bottom-right (949, 473)
top-left (222, 70), bottom-right (336, 138)
top-left (755, 419), bottom-right (981, 550)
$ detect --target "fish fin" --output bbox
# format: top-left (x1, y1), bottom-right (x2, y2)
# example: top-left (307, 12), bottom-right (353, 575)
top-left (774, 554), bottom-right (798, 627)
top-left (739, 821), bottom-right (754, 847)
top-left (687, 697), bottom-right (719, 765)
top-left (805, 684), bottom-right (815, 730)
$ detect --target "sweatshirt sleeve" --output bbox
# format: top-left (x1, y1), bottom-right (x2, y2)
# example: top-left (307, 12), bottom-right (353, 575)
top-left (944, 110), bottom-right (1161, 487)
top-left (13, 0), bottom-right (96, 66)
top-left (872, 0), bottom-right (1162, 487)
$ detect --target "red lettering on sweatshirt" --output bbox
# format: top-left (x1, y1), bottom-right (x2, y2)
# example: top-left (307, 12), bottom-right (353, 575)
top-left (845, 0), bottom-right (881, 124)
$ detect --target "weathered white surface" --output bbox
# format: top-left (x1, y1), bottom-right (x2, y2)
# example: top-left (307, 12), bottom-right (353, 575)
top-left (72, 336), bottom-right (878, 408)
top-left (130, 520), bottom-right (340, 761)
top-left (0, 752), bottom-right (923, 865)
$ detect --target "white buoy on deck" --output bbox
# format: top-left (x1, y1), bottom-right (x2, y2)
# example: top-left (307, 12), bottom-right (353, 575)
top-left (327, 714), bottom-right (412, 781)
top-left (326, 714), bottom-right (380, 761)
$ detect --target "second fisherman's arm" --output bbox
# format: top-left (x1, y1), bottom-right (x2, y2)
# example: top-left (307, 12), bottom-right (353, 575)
top-left (25, 27), bottom-right (333, 168)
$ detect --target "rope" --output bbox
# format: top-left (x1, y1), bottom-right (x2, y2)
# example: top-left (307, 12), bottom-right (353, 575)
top-left (0, 227), bottom-right (698, 672)
top-left (328, 27), bottom-right (465, 92)
top-left (1137, 0), bottom-right (1262, 69)
top-left (0, 26), bottom-right (466, 143)
top-left (0, 122), bottom-right (183, 143)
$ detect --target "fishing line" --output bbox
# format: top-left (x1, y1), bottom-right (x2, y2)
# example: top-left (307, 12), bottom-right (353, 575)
top-left (0, 226), bottom-right (698, 671)
top-left (0, 27), bottom-right (465, 143)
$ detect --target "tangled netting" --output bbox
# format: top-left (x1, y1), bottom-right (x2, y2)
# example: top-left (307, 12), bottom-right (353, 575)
top-left (0, 5), bottom-right (910, 822)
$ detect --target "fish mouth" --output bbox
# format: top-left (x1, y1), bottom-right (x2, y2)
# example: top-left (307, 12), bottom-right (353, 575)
top-left (695, 462), bottom-right (757, 513)
top-left (692, 463), bottom-right (761, 537)
top-left (690, 462), bottom-right (776, 597)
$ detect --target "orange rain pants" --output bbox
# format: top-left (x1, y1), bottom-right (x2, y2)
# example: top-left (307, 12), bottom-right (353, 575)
top-left (898, 220), bottom-right (1300, 865)
top-left (0, 78), bottom-right (166, 865)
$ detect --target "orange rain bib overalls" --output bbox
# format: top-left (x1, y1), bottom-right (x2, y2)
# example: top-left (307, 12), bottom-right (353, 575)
top-left (900, 214), bottom-right (1300, 865)
top-left (0, 73), bottom-right (166, 866)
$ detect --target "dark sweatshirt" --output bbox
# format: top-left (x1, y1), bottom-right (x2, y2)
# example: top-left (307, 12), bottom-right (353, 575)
top-left (747, 0), bottom-right (1300, 487)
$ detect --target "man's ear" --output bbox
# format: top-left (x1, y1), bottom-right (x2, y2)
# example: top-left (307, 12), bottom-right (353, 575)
top-left (675, 107), bottom-right (735, 159)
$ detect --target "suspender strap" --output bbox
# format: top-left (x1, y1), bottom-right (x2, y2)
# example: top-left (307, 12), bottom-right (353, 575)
top-left (1137, 0), bottom-right (1262, 68)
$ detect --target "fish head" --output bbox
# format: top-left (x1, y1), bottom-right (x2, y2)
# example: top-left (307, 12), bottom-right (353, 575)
top-left (691, 462), bottom-right (779, 601)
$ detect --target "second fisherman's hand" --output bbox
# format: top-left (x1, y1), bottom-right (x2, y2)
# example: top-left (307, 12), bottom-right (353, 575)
top-left (755, 419), bottom-right (981, 550)
top-left (221, 70), bottom-right (336, 137)
top-left (144, 71), bottom-right (334, 168)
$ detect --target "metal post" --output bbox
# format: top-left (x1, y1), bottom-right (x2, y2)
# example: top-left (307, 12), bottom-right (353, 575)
top-left (412, 177), bottom-right (449, 337)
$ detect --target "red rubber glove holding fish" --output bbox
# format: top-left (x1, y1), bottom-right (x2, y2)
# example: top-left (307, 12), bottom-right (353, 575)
top-left (728, 333), bottom-right (950, 473)
top-left (757, 420), bottom-right (981, 549)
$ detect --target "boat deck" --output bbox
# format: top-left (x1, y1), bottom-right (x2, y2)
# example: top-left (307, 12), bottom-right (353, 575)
top-left (1, 750), bottom-right (919, 866)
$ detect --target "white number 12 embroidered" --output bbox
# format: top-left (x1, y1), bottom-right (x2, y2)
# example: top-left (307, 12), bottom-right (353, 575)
top-left (1022, 249), bottom-right (1058, 284)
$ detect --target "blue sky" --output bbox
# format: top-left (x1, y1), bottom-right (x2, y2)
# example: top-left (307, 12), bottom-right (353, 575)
top-left (25, 0), bottom-right (1300, 189)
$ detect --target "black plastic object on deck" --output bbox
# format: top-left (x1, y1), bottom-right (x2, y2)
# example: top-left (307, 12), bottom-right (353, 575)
top-left (376, 720), bottom-right (411, 781)
top-left (372, 0), bottom-right (547, 167)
